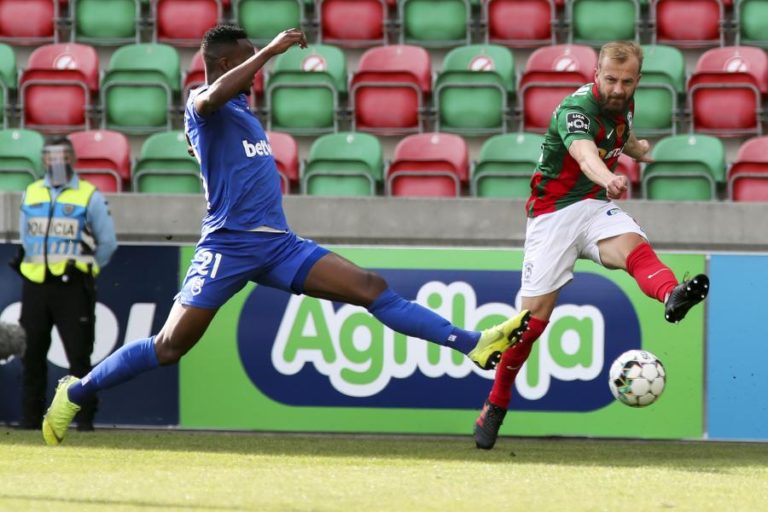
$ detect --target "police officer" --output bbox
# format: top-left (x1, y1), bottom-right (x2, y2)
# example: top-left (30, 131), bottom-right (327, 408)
top-left (16, 136), bottom-right (117, 430)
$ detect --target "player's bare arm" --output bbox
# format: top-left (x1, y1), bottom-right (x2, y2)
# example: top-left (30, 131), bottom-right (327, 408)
top-left (623, 132), bottom-right (653, 163)
top-left (195, 29), bottom-right (308, 116)
top-left (568, 138), bottom-right (628, 199)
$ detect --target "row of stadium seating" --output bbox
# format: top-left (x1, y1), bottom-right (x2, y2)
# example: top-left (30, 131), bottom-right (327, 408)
top-left (1, 128), bottom-right (766, 202)
top-left (1, 42), bottom-right (767, 137)
top-left (1, 0), bottom-right (766, 49)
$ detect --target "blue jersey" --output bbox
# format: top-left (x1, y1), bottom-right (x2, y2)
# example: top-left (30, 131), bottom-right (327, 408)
top-left (184, 86), bottom-right (288, 237)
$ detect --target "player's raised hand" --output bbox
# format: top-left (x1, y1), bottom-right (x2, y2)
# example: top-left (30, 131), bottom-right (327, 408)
top-left (606, 174), bottom-right (629, 200)
top-left (265, 29), bottom-right (308, 57)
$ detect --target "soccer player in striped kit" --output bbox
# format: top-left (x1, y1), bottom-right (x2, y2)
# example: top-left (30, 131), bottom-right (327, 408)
top-left (473, 41), bottom-right (709, 450)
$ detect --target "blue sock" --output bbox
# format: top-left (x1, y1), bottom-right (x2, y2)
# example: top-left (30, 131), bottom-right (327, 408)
top-left (367, 288), bottom-right (480, 355)
top-left (68, 337), bottom-right (160, 406)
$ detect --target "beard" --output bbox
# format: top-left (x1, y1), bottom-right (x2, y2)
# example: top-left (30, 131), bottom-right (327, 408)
top-left (598, 89), bottom-right (631, 114)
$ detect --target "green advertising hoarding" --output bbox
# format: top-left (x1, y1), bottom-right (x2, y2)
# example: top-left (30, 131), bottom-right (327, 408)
top-left (180, 247), bottom-right (705, 439)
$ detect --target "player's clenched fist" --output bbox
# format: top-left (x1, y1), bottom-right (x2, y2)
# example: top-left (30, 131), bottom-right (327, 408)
top-left (606, 174), bottom-right (628, 200)
top-left (265, 29), bottom-right (308, 56)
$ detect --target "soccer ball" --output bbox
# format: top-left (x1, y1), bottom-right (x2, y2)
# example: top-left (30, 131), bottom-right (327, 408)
top-left (608, 350), bottom-right (666, 407)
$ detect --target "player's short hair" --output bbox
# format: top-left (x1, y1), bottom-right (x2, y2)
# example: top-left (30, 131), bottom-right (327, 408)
top-left (598, 41), bottom-right (643, 72)
top-left (201, 24), bottom-right (248, 65)
top-left (44, 135), bottom-right (75, 154)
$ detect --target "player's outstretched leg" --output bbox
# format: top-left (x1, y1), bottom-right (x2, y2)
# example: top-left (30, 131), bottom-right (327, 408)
top-left (42, 376), bottom-right (82, 446)
top-left (665, 273), bottom-right (709, 323)
top-left (468, 310), bottom-right (531, 370)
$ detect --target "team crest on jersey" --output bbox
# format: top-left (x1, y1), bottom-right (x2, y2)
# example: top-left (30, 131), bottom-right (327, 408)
top-left (617, 123), bottom-right (626, 139)
top-left (566, 112), bottom-right (590, 134)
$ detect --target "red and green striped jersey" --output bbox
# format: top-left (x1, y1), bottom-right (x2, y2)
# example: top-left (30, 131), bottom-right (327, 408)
top-left (525, 82), bottom-right (634, 218)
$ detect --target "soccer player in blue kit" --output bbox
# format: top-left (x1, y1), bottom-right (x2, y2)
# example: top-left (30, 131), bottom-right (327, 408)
top-left (41, 25), bottom-right (531, 445)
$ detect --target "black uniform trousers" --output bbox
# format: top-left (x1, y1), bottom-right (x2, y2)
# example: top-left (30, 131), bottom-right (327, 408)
top-left (19, 268), bottom-right (98, 429)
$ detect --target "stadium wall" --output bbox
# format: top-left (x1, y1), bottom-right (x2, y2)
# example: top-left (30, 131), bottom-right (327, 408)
top-left (0, 194), bottom-right (765, 441)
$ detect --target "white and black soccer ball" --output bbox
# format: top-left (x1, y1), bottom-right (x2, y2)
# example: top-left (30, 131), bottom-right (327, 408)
top-left (608, 350), bottom-right (666, 407)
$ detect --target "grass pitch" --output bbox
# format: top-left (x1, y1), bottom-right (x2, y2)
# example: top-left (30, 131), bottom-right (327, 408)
top-left (1, 429), bottom-right (767, 512)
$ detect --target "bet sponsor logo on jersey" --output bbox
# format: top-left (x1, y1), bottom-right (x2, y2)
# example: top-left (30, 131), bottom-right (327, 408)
top-left (242, 138), bottom-right (273, 158)
top-left (566, 111), bottom-right (591, 134)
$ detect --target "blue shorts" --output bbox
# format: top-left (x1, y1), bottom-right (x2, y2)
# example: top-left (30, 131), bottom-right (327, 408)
top-left (176, 229), bottom-right (330, 309)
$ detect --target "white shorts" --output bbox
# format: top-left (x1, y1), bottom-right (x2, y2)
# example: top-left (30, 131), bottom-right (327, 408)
top-left (520, 199), bottom-right (647, 297)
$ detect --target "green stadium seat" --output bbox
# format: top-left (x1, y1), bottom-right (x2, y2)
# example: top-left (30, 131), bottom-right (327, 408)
top-left (642, 134), bottom-right (725, 201)
top-left (235, 0), bottom-right (304, 46)
top-left (568, 0), bottom-right (639, 46)
top-left (634, 45), bottom-right (685, 136)
top-left (133, 130), bottom-right (201, 193)
top-left (0, 129), bottom-right (44, 191)
top-left (266, 44), bottom-right (346, 134)
top-left (302, 132), bottom-right (382, 196)
top-left (101, 43), bottom-right (180, 134)
top-left (472, 132), bottom-right (543, 198)
top-left (435, 44), bottom-right (515, 135)
top-left (399, 0), bottom-right (471, 48)
top-left (736, 0), bottom-right (768, 48)
top-left (71, 0), bottom-right (140, 46)
top-left (0, 43), bottom-right (17, 129)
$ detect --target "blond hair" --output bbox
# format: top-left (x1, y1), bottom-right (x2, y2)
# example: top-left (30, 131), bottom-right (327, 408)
top-left (598, 41), bottom-right (643, 71)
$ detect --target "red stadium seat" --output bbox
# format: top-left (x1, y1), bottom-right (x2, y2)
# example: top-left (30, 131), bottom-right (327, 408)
top-left (0, 0), bottom-right (57, 45)
top-left (68, 129), bottom-right (131, 192)
top-left (728, 136), bottom-right (768, 201)
top-left (688, 46), bottom-right (768, 137)
top-left (266, 131), bottom-right (299, 194)
top-left (387, 133), bottom-right (468, 197)
top-left (319, 0), bottom-right (387, 48)
top-left (184, 49), bottom-right (264, 108)
top-left (153, 0), bottom-right (222, 47)
top-left (652, 0), bottom-right (724, 48)
top-left (351, 45), bottom-right (432, 135)
top-left (484, 0), bottom-right (555, 48)
top-left (20, 43), bottom-right (99, 133)
top-left (519, 44), bottom-right (597, 133)
top-left (614, 153), bottom-right (640, 199)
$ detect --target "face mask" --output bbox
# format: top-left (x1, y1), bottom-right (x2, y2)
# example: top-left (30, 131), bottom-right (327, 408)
top-left (43, 145), bottom-right (73, 187)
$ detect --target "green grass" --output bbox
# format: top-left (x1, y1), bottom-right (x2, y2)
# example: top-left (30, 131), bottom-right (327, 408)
top-left (1, 429), bottom-right (767, 512)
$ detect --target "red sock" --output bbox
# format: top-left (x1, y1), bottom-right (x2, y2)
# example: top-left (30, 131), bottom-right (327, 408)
top-left (626, 242), bottom-right (677, 303)
top-left (488, 316), bottom-right (549, 408)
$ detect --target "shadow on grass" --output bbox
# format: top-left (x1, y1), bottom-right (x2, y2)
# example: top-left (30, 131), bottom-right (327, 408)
top-left (0, 493), bottom-right (243, 511)
top-left (2, 428), bottom-right (768, 472)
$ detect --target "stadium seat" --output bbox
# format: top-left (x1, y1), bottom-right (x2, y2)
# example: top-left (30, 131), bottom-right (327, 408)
top-left (266, 44), bottom-right (346, 134)
top-left (0, 43), bottom-right (16, 129)
top-left (101, 43), bottom-right (180, 134)
top-left (652, 0), bottom-right (724, 48)
top-left (0, 129), bottom-right (45, 191)
top-left (614, 153), bottom-right (640, 199)
top-left (19, 43), bottom-right (99, 133)
top-left (484, 0), bottom-right (555, 49)
top-left (68, 130), bottom-right (131, 192)
top-left (71, 0), bottom-right (140, 45)
top-left (399, 0), bottom-right (470, 48)
top-left (0, 0), bottom-right (57, 45)
top-left (736, 0), bottom-right (768, 48)
top-left (184, 49), bottom-right (264, 108)
top-left (472, 132), bottom-right (543, 198)
top-left (133, 130), bottom-right (201, 193)
top-left (633, 45), bottom-right (685, 136)
top-left (318, 0), bottom-right (387, 48)
top-left (728, 135), bottom-right (768, 201)
top-left (688, 46), bottom-right (768, 137)
top-left (568, 0), bottom-right (639, 47)
top-left (235, 0), bottom-right (304, 46)
top-left (153, 0), bottom-right (222, 47)
top-left (387, 133), bottom-right (468, 197)
top-left (435, 44), bottom-right (515, 135)
top-left (302, 132), bottom-right (382, 196)
top-left (351, 45), bottom-right (431, 135)
top-left (519, 44), bottom-right (598, 133)
top-left (642, 134), bottom-right (725, 201)
top-left (265, 131), bottom-right (299, 194)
